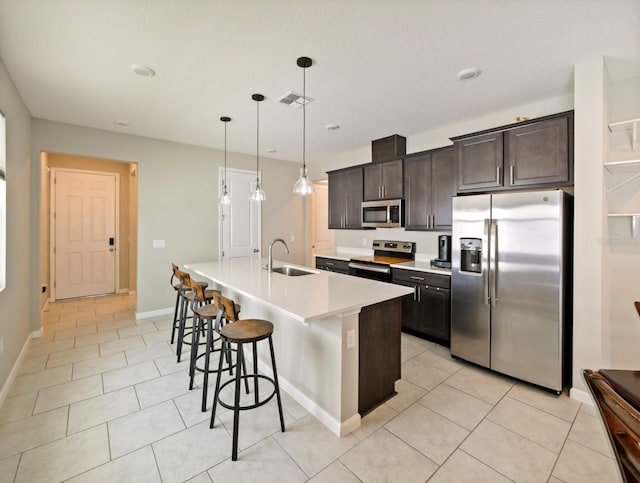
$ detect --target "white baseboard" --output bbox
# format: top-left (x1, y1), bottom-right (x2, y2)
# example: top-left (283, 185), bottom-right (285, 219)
top-left (0, 333), bottom-right (33, 409)
top-left (254, 355), bottom-right (360, 437)
top-left (135, 307), bottom-right (173, 320)
top-left (569, 387), bottom-right (594, 406)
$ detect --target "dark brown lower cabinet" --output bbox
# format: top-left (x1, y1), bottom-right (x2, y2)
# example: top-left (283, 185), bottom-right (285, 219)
top-left (392, 269), bottom-right (451, 345)
top-left (358, 298), bottom-right (401, 415)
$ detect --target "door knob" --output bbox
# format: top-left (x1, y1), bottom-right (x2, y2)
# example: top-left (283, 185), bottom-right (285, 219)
top-left (253, 248), bottom-right (260, 253)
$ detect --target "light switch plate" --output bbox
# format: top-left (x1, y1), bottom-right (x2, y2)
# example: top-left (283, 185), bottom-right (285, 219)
top-left (346, 329), bottom-right (355, 349)
top-left (153, 240), bottom-right (166, 248)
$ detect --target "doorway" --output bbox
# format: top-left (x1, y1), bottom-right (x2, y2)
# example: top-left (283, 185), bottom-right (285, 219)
top-left (219, 168), bottom-right (262, 259)
top-left (308, 180), bottom-right (334, 265)
top-left (42, 152), bottom-right (137, 303)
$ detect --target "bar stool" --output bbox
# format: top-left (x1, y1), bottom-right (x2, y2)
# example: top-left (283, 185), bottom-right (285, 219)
top-left (188, 284), bottom-right (247, 409)
top-left (210, 295), bottom-right (285, 461)
top-left (175, 271), bottom-right (218, 363)
top-left (170, 264), bottom-right (209, 345)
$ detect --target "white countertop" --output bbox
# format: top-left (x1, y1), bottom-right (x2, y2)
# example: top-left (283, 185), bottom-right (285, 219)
top-left (314, 249), bottom-right (451, 276)
top-left (185, 257), bottom-right (413, 323)
top-left (391, 260), bottom-right (452, 276)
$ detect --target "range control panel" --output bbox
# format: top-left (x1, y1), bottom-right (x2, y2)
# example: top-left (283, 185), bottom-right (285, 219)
top-left (372, 240), bottom-right (415, 254)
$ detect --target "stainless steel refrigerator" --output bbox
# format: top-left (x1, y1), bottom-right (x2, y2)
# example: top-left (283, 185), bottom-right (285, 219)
top-left (451, 189), bottom-right (571, 392)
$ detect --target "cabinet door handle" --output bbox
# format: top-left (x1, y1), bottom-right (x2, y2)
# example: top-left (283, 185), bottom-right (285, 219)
top-left (410, 276), bottom-right (425, 281)
top-left (510, 165), bottom-right (515, 185)
top-left (432, 214), bottom-right (436, 228)
top-left (383, 185), bottom-right (386, 198)
top-left (496, 166), bottom-right (501, 185)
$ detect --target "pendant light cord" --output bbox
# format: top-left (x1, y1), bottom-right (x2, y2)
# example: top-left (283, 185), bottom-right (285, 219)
top-left (303, 64), bottom-right (306, 172)
top-left (256, 99), bottom-right (260, 185)
top-left (224, 121), bottom-right (227, 186)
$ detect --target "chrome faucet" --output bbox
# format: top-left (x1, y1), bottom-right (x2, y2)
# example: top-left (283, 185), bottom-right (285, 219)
top-left (267, 238), bottom-right (290, 272)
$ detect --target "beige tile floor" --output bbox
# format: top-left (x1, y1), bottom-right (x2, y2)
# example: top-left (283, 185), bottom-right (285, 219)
top-left (0, 293), bottom-right (621, 482)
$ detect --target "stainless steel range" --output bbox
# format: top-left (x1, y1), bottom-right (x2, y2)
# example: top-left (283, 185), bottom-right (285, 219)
top-left (348, 240), bottom-right (415, 282)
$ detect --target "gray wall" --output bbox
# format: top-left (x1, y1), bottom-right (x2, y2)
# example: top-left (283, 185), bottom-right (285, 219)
top-left (30, 120), bottom-right (304, 319)
top-left (0, 57), bottom-right (32, 390)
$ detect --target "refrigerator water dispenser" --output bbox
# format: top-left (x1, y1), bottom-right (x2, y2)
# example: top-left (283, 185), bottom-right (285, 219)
top-left (460, 238), bottom-right (482, 273)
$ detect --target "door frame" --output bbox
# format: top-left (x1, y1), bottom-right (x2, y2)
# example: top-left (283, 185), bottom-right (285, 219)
top-left (50, 167), bottom-right (120, 301)
top-left (218, 167), bottom-right (262, 261)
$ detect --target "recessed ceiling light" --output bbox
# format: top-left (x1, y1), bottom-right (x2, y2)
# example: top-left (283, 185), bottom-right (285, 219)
top-left (325, 124), bottom-right (340, 130)
top-left (114, 120), bottom-right (129, 126)
top-left (265, 148), bottom-right (277, 153)
top-left (457, 68), bottom-right (481, 80)
top-left (129, 64), bottom-right (156, 77)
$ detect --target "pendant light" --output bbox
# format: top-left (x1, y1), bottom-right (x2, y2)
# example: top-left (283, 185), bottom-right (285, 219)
top-left (293, 56), bottom-right (315, 195)
top-left (250, 93), bottom-right (266, 202)
top-left (220, 116), bottom-right (232, 205)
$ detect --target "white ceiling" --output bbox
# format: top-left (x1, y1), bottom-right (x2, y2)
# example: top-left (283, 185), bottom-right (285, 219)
top-left (0, 0), bottom-right (639, 166)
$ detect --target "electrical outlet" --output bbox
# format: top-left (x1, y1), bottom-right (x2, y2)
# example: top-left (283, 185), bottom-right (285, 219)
top-left (0, 336), bottom-right (4, 355)
top-left (346, 329), bottom-right (355, 349)
top-left (152, 240), bottom-right (166, 248)
top-left (362, 238), bottom-right (367, 247)
top-left (290, 235), bottom-right (295, 242)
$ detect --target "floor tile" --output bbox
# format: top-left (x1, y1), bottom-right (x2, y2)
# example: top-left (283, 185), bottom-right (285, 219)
top-left (66, 445), bottom-right (161, 482)
top-left (153, 420), bottom-right (232, 483)
top-left (418, 383), bottom-right (492, 431)
top-left (96, 318), bottom-right (136, 332)
top-left (8, 364), bottom-right (72, 397)
top-left (72, 352), bottom-right (127, 380)
top-left (26, 338), bottom-right (75, 357)
top-left (33, 374), bottom-right (103, 414)
top-left (567, 405), bottom-right (613, 457)
top-left (461, 419), bottom-right (556, 482)
top-left (142, 328), bottom-right (172, 345)
top-left (108, 400), bottom-right (185, 458)
top-left (384, 379), bottom-right (427, 413)
top-left (0, 407), bottom-right (68, 458)
top-left (125, 341), bottom-right (173, 366)
top-left (99, 335), bottom-right (145, 356)
top-left (173, 388), bottom-right (227, 427)
top-left (15, 424), bottom-right (110, 483)
top-left (17, 354), bottom-right (48, 375)
top-left (117, 321), bottom-right (157, 338)
top-left (0, 454), bottom-right (20, 483)
top-left (209, 437), bottom-right (307, 483)
top-left (273, 415), bottom-right (359, 477)
top-left (552, 439), bottom-right (619, 483)
top-left (279, 389), bottom-right (309, 421)
top-left (218, 398), bottom-right (293, 452)
top-left (154, 318), bottom-right (174, 331)
top-left (153, 353), bottom-right (190, 376)
top-left (341, 428), bottom-right (438, 482)
top-left (445, 366), bottom-right (514, 405)
top-left (400, 334), bottom-right (433, 363)
top-left (76, 313), bottom-right (114, 327)
top-left (307, 460), bottom-right (361, 483)
top-left (134, 370), bottom-right (190, 408)
top-left (352, 403), bottom-right (398, 441)
top-left (52, 324), bottom-right (96, 341)
top-left (46, 345), bottom-right (100, 368)
top-left (68, 386), bottom-right (139, 434)
top-left (487, 396), bottom-right (571, 453)
top-left (401, 358), bottom-right (452, 390)
top-left (186, 472), bottom-right (212, 483)
top-left (74, 329), bottom-right (119, 347)
top-left (414, 347), bottom-right (465, 375)
top-left (102, 360), bottom-right (160, 393)
top-left (429, 449), bottom-right (512, 483)
top-left (507, 383), bottom-right (580, 422)
top-left (385, 403), bottom-right (469, 465)
top-left (0, 391), bottom-right (37, 425)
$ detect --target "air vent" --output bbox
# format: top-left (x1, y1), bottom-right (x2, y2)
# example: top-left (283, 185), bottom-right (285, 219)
top-left (278, 91), bottom-right (314, 108)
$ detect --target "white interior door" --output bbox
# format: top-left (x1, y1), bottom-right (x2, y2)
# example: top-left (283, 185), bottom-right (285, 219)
top-left (53, 169), bottom-right (117, 299)
top-left (309, 180), bottom-right (334, 265)
top-left (220, 168), bottom-right (261, 259)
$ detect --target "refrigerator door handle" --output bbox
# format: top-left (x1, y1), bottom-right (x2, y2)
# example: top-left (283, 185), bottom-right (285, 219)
top-left (490, 220), bottom-right (498, 306)
top-left (483, 218), bottom-right (491, 305)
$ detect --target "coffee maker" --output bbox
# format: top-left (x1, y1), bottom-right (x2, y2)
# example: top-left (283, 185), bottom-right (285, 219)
top-left (430, 235), bottom-right (452, 269)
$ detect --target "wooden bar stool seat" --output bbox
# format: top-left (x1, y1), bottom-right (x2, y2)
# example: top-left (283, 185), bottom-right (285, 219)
top-left (170, 263), bottom-right (209, 348)
top-left (210, 297), bottom-right (285, 461)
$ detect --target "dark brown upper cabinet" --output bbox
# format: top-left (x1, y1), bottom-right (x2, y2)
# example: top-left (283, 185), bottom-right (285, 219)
top-left (364, 159), bottom-right (403, 201)
top-left (453, 111), bottom-right (573, 193)
top-left (328, 166), bottom-right (364, 229)
top-left (404, 147), bottom-right (455, 231)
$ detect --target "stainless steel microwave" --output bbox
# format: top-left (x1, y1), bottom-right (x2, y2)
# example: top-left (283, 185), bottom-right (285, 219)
top-left (361, 199), bottom-right (404, 228)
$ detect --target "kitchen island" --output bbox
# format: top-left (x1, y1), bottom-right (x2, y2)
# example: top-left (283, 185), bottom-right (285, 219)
top-left (185, 257), bottom-right (412, 437)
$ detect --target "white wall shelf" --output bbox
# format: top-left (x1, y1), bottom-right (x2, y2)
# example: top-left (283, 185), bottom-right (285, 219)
top-left (608, 118), bottom-right (639, 151)
top-left (604, 159), bottom-right (640, 192)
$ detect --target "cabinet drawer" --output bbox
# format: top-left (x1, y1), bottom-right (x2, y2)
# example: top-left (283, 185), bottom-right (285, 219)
top-left (391, 269), bottom-right (450, 288)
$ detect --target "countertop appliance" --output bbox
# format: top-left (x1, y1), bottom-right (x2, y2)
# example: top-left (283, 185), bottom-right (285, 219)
top-left (430, 234), bottom-right (452, 269)
top-left (348, 240), bottom-right (415, 282)
top-left (451, 189), bottom-right (571, 393)
top-left (361, 199), bottom-right (404, 228)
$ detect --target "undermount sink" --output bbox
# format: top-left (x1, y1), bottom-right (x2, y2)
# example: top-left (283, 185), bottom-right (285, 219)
top-left (271, 266), bottom-right (315, 276)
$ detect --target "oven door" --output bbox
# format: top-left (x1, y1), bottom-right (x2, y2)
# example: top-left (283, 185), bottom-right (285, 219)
top-left (348, 261), bottom-right (392, 282)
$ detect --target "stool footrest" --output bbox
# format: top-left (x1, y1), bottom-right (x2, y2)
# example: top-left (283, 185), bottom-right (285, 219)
top-left (216, 375), bottom-right (278, 411)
